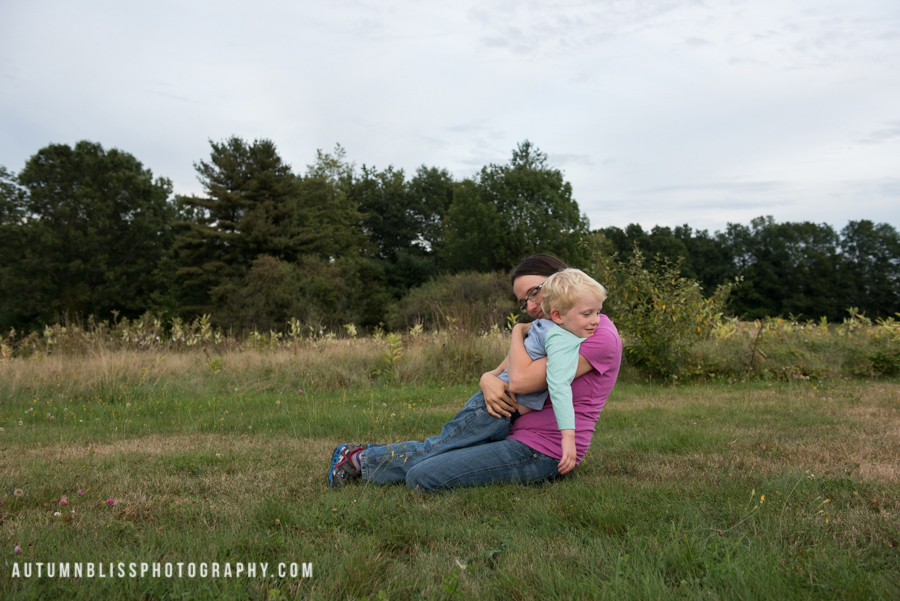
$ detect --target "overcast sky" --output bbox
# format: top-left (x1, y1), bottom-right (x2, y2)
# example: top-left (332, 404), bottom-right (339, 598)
top-left (2, 0), bottom-right (898, 234)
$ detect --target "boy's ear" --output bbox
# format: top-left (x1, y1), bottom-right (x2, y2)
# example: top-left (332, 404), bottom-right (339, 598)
top-left (549, 308), bottom-right (564, 325)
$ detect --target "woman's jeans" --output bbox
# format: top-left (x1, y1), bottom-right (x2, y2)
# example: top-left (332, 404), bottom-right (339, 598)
top-left (360, 391), bottom-right (561, 491)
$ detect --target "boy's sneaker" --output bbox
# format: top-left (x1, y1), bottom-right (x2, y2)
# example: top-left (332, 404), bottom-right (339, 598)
top-left (329, 443), bottom-right (363, 488)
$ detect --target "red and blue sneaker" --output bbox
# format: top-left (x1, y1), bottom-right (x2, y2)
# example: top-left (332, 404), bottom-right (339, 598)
top-left (329, 443), bottom-right (363, 488)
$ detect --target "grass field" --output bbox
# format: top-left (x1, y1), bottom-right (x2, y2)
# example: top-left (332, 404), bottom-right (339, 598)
top-left (1, 352), bottom-right (898, 600)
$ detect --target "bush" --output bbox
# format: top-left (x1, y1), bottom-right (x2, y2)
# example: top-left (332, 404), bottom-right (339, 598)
top-left (841, 311), bottom-right (900, 378)
top-left (589, 249), bottom-right (734, 378)
top-left (210, 255), bottom-right (392, 332)
top-left (692, 310), bottom-right (900, 382)
top-left (387, 271), bottom-right (516, 332)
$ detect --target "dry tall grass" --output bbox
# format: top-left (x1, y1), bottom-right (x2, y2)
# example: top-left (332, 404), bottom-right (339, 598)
top-left (0, 330), bottom-right (511, 399)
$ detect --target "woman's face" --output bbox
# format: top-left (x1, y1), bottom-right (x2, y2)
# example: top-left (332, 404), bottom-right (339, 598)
top-left (513, 274), bottom-right (547, 320)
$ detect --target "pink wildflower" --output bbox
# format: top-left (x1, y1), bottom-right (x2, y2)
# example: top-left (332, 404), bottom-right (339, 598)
top-left (14, 545), bottom-right (22, 554)
top-left (106, 498), bottom-right (115, 506)
top-left (77, 489), bottom-right (83, 495)
top-left (59, 497), bottom-right (69, 506)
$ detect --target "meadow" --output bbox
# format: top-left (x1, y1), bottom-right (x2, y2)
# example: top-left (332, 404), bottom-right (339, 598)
top-left (1, 340), bottom-right (898, 600)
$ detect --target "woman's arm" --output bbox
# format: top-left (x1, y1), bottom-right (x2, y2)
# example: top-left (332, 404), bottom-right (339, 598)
top-left (479, 357), bottom-right (519, 418)
top-left (506, 323), bottom-right (548, 395)
top-left (507, 323), bottom-right (594, 394)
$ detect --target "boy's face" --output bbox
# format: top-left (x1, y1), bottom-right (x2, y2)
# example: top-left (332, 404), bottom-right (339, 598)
top-left (550, 294), bottom-right (603, 338)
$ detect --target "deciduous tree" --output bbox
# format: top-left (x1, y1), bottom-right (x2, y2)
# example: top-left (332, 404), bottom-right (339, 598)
top-left (0, 142), bottom-right (174, 330)
top-left (441, 141), bottom-right (592, 272)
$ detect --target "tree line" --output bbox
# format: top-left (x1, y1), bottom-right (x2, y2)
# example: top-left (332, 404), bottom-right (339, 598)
top-left (0, 138), bottom-right (591, 332)
top-left (1, 137), bottom-right (897, 334)
top-left (596, 219), bottom-right (900, 321)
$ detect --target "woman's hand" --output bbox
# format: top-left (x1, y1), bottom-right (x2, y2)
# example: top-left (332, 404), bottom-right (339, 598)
top-left (558, 430), bottom-right (577, 475)
top-left (479, 371), bottom-right (518, 418)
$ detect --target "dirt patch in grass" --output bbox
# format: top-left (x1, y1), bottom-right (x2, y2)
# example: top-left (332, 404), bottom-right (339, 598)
top-left (5, 432), bottom-right (334, 461)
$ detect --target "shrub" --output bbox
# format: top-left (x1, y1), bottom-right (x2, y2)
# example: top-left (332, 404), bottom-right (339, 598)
top-left (693, 310), bottom-right (900, 382)
top-left (589, 249), bottom-right (734, 378)
top-left (210, 254), bottom-right (392, 332)
top-left (387, 271), bottom-right (516, 332)
top-left (844, 312), bottom-right (900, 377)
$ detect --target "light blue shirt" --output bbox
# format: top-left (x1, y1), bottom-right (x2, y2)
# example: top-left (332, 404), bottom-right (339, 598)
top-left (496, 319), bottom-right (554, 411)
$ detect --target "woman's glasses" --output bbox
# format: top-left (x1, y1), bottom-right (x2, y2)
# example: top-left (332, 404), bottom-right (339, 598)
top-left (518, 284), bottom-right (543, 313)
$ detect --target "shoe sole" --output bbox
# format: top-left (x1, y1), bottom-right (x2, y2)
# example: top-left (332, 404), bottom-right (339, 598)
top-left (328, 444), bottom-right (344, 489)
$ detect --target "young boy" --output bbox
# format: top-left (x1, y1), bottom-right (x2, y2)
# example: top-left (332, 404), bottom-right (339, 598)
top-left (526, 268), bottom-right (607, 474)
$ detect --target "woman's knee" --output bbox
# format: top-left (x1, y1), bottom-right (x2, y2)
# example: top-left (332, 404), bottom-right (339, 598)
top-left (406, 464), bottom-right (439, 492)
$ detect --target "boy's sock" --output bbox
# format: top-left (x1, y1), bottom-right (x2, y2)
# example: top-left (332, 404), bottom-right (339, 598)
top-left (349, 448), bottom-right (364, 471)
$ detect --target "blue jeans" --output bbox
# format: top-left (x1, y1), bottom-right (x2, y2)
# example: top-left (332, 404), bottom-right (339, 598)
top-left (360, 391), bottom-right (561, 491)
top-left (406, 438), bottom-right (562, 491)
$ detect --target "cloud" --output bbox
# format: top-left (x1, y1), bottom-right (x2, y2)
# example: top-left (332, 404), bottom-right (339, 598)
top-left (480, 36), bottom-right (510, 49)
top-left (587, 174), bottom-right (900, 233)
top-left (548, 153), bottom-right (595, 168)
top-left (684, 37), bottom-right (710, 48)
top-left (727, 56), bottom-right (766, 66)
top-left (446, 123), bottom-right (487, 134)
top-left (637, 180), bottom-right (788, 195)
top-left (465, 0), bottom-right (695, 57)
top-left (2, 0), bottom-right (899, 237)
top-left (858, 121), bottom-right (900, 144)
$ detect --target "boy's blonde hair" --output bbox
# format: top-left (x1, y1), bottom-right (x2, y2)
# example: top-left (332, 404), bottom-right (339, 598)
top-left (540, 268), bottom-right (607, 317)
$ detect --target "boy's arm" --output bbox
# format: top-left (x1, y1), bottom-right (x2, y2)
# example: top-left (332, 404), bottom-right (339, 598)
top-left (545, 329), bottom-right (582, 473)
top-left (545, 328), bottom-right (582, 432)
top-left (558, 430), bottom-right (576, 475)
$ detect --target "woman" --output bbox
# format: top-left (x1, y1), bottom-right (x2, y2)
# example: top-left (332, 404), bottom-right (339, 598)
top-left (329, 254), bottom-right (622, 491)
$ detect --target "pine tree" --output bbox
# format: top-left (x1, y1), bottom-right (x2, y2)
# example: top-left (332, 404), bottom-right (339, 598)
top-left (174, 137), bottom-right (305, 311)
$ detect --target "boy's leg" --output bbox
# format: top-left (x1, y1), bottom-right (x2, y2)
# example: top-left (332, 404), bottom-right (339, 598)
top-left (405, 438), bottom-right (561, 492)
top-left (360, 391), bottom-right (510, 485)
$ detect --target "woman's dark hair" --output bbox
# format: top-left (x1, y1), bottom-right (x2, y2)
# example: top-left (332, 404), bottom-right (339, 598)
top-left (510, 253), bottom-right (568, 284)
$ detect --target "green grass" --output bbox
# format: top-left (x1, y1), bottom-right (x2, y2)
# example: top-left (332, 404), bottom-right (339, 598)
top-left (1, 371), bottom-right (899, 600)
